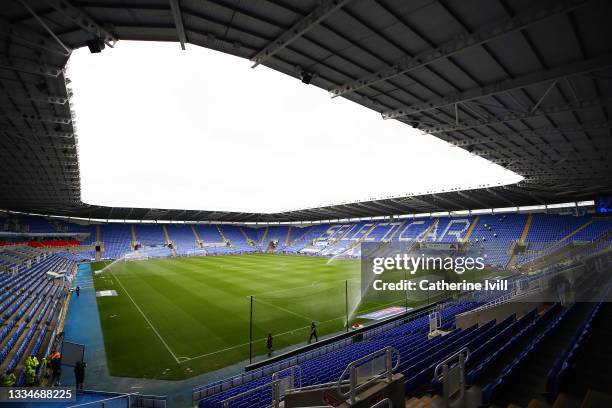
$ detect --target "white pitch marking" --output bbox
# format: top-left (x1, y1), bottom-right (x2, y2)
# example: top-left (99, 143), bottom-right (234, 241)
top-left (109, 269), bottom-right (181, 364)
top-left (179, 309), bottom-right (363, 364)
top-left (251, 297), bottom-right (315, 322)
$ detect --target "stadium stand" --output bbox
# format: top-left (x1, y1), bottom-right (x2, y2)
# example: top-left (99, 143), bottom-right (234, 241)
top-left (2, 213), bottom-right (611, 264)
top-left (166, 224), bottom-right (199, 256)
top-left (0, 250), bottom-right (76, 386)
top-left (1, 0), bottom-right (611, 406)
top-left (219, 225), bottom-right (256, 253)
top-left (0, 211), bottom-right (609, 407)
top-left (99, 224), bottom-right (132, 259)
top-left (134, 224), bottom-right (166, 247)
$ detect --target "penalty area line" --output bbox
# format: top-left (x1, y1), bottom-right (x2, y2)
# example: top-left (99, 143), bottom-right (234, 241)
top-left (109, 270), bottom-right (181, 364)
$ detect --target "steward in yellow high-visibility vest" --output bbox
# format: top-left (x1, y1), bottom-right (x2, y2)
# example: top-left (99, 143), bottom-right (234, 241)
top-left (1, 370), bottom-right (16, 387)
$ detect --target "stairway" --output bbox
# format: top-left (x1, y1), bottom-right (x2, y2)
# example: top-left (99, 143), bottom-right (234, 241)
top-left (463, 215), bottom-right (480, 243)
top-left (258, 226), bottom-right (269, 249)
top-left (95, 225), bottom-right (101, 261)
top-left (239, 227), bottom-right (252, 246)
top-left (405, 395), bottom-right (439, 408)
top-left (191, 225), bottom-right (202, 246)
top-left (284, 226), bottom-right (292, 247)
top-left (507, 214), bottom-right (533, 267)
top-left (338, 223), bottom-right (378, 256)
top-left (493, 303), bottom-right (595, 408)
top-left (130, 224), bottom-right (138, 250)
top-left (216, 225), bottom-right (234, 250)
top-left (417, 219), bottom-right (439, 245)
top-left (559, 220), bottom-right (593, 242)
top-left (384, 221), bottom-right (405, 242)
top-left (161, 225), bottom-right (176, 257)
top-left (550, 390), bottom-right (612, 408)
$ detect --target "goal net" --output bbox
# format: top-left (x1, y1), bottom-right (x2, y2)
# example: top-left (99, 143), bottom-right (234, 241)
top-left (123, 245), bottom-right (171, 261)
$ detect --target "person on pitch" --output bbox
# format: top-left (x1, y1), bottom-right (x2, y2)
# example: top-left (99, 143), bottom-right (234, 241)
top-left (266, 332), bottom-right (273, 356)
top-left (308, 321), bottom-right (318, 343)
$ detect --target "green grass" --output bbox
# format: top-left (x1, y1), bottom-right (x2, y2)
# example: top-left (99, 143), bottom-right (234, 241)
top-left (92, 254), bottom-right (413, 380)
top-left (92, 254), bottom-right (504, 380)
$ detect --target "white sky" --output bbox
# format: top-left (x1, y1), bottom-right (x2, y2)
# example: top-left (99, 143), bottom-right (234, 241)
top-left (68, 41), bottom-right (522, 213)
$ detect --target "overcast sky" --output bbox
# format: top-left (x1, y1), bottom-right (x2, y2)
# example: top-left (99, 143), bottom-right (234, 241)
top-left (68, 41), bottom-right (521, 214)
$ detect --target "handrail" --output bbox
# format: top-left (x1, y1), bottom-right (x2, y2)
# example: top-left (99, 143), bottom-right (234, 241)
top-left (271, 365), bottom-right (302, 389)
top-left (337, 347), bottom-right (399, 405)
top-left (371, 397), bottom-right (392, 408)
top-left (434, 347), bottom-right (470, 408)
top-left (67, 392), bottom-right (141, 408)
top-left (220, 366), bottom-right (304, 408)
top-left (434, 347), bottom-right (470, 380)
top-left (293, 379), bottom-right (349, 391)
top-left (221, 379), bottom-right (282, 408)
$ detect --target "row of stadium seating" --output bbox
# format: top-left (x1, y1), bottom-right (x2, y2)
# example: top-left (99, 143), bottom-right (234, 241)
top-left (198, 296), bottom-right (609, 408)
top-left (194, 259), bottom-right (607, 408)
top-left (546, 300), bottom-right (611, 399)
top-left (198, 301), bottom-right (484, 408)
top-left (1, 213), bottom-right (610, 269)
top-left (0, 252), bottom-right (75, 384)
top-left (516, 217), bottom-right (612, 265)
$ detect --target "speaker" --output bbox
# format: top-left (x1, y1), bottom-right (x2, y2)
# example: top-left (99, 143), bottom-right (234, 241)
top-left (87, 39), bottom-right (106, 53)
top-left (95, 245), bottom-right (101, 252)
top-left (300, 71), bottom-right (313, 85)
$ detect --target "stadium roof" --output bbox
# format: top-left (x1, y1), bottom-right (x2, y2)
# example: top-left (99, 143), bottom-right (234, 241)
top-left (1, 0), bottom-right (611, 222)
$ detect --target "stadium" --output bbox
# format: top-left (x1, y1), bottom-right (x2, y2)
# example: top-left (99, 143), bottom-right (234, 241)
top-left (0, 0), bottom-right (612, 408)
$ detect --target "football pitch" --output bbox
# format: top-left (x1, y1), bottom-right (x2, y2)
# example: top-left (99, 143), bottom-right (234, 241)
top-left (93, 254), bottom-right (427, 380)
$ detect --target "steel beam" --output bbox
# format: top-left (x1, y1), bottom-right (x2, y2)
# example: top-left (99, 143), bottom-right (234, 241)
top-left (0, 92), bottom-right (69, 105)
top-left (0, 17), bottom-right (70, 56)
top-left (428, 193), bottom-right (465, 209)
top-left (16, 0), bottom-right (73, 55)
top-left (421, 97), bottom-right (612, 134)
top-left (0, 56), bottom-right (63, 77)
top-left (456, 191), bottom-right (490, 209)
top-left (43, 0), bottom-right (117, 47)
top-left (330, 0), bottom-right (587, 97)
top-left (485, 188), bottom-right (517, 207)
top-left (382, 54), bottom-right (612, 119)
top-left (473, 145), bottom-right (611, 158)
top-left (0, 126), bottom-right (74, 138)
top-left (403, 196), bottom-right (437, 210)
top-left (449, 123), bottom-right (611, 147)
top-left (250, 0), bottom-right (352, 68)
top-left (2, 113), bottom-right (72, 124)
top-left (169, 0), bottom-right (187, 50)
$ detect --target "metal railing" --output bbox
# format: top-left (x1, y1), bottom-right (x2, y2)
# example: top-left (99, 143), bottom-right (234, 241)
top-left (220, 365), bottom-right (301, 408)
top-left (371, 398), bottom-right (393, 408)
top-left (337, 347), bottom-right (399, 405)
top-left (434, 347), bottom-right (470, 408)
top-left (271, 365), bottom-right (302, 401)
top-left (221, 380), bottom-right (281, 408)
top-left (67, 392), bottom-right (142, 408)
